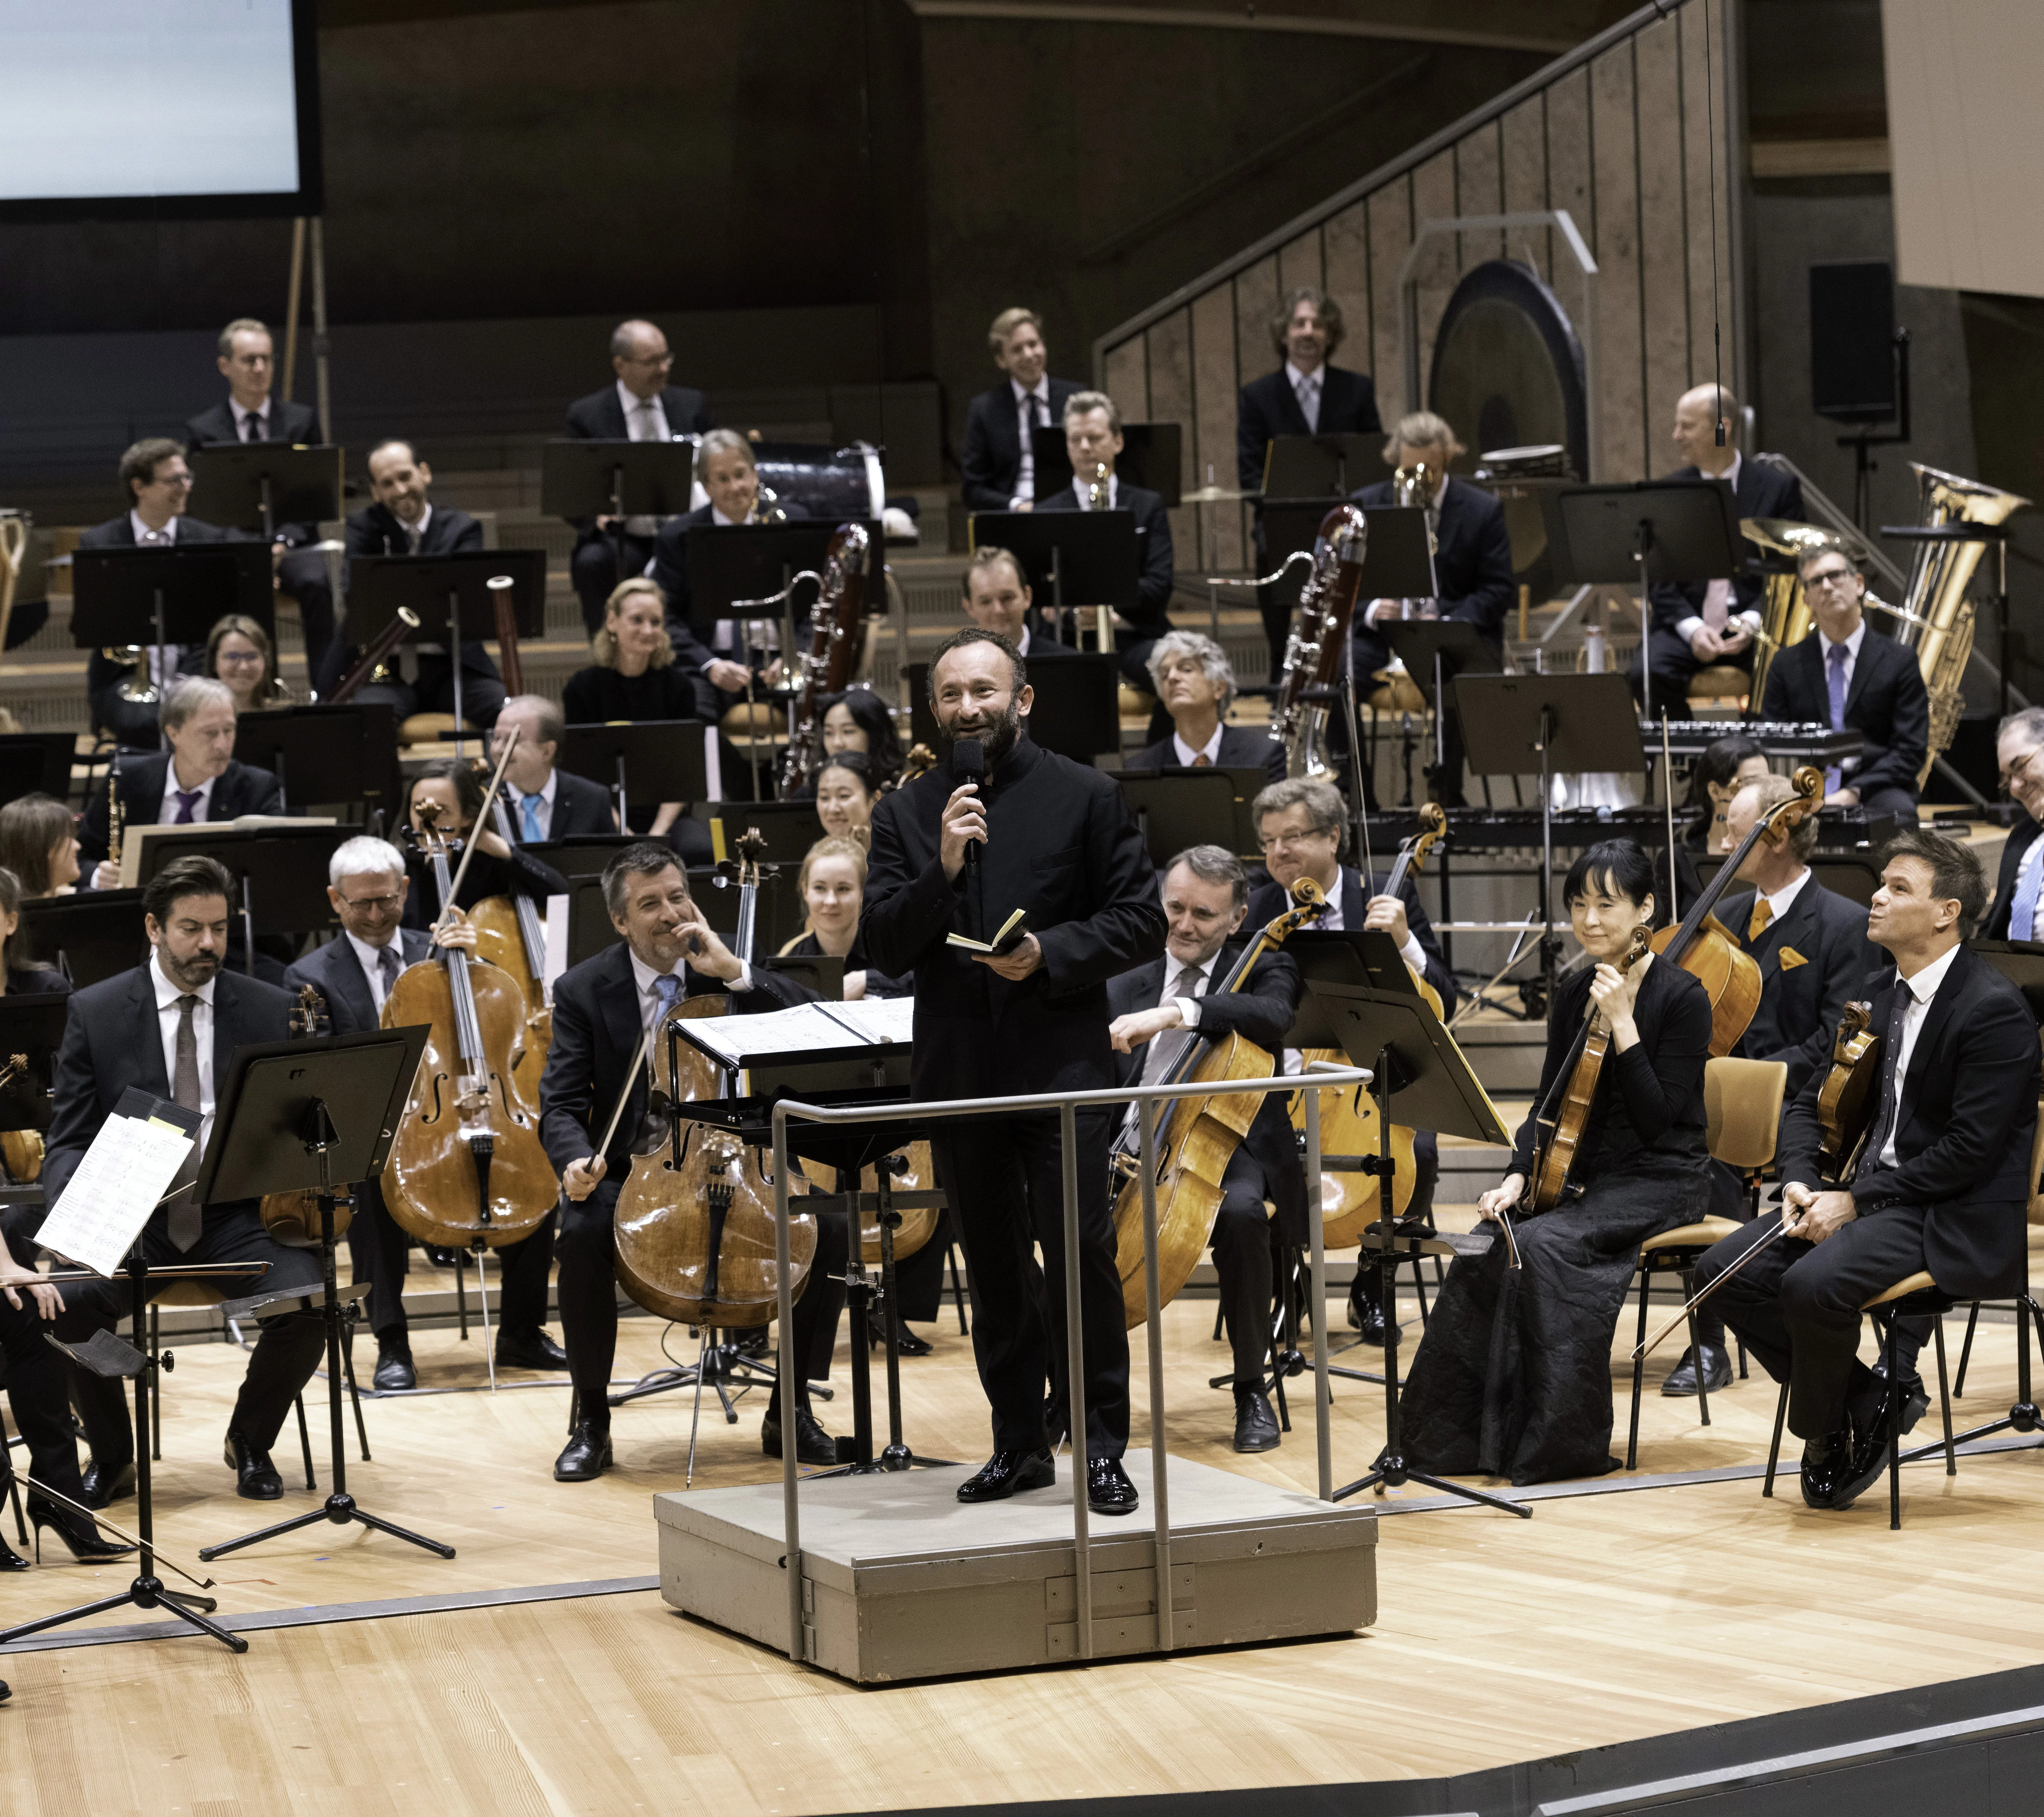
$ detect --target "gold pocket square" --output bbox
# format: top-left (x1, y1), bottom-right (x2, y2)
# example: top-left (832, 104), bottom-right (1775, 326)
top-left (1778, 947), bottom-right (1810, 970)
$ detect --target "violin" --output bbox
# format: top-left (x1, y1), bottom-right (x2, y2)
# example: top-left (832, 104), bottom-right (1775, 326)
top-left (880, 743), bottom-right (937, 797)
top-left (258, 986), bottom-right (352, 1247)
top-left (1292, 804), bottom-right (1447, 1245)
top-left (1649, 763), bottom-right (1824, 1057)
top-left (470, 791), bottom-right (554, 1106)
top-left (1815, 999), bottom-right (1882, 1181)
top-left (379, 784), bottom-right (557, 1253)
top-left (1109, 876), bottom-right (1330, 1325)
top-left (1526, 920), bottom-right (1654, 1218)
top-left (779, 523), bottom-right (872, 794)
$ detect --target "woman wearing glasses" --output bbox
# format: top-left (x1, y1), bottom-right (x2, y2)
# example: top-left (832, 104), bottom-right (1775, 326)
top-left (205, 613), bottom-right (290, 713)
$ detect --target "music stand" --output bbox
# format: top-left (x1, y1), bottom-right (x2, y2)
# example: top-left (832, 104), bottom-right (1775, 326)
top-left (71, 544), bottom-right (276, 660)
top-left (968, 510), bottom-right (1137, 648)
top-left (17, 891), bottom-right (146, 987)
top-left (1264, 434), bottom-right (1381, 501)
top-left (231, 702), bottom-right (401, 819)
top-left (557, 721), bottom-right (710, 828)
top-left (1303, 979), bottom-right (1526, 1515)
top-left (714, 801), bottom-right (822, 866)
top-left (685, 521), bottom-right (885, 640)
top-left (525, 832), bottom-right (640, 878)
top-left (195, 1025), bottom-right (447, 1563)
top-left (1115, 771), bottom-right (1239, 868)
top-left (905, 656), bottom-right (1123, 767)
top-left (187, 444), bottom-right (344, 539)
top-left (134, 825), bottom-right (346, 971)
top-left (0, 733), bottom-right (76, 806)
top-left (1552, 479), bottom-right (1743, 726)
top-left (1030, 423), bottom-right (1183, 508)
top-left (1380, 620), bottom-right (1501, 786)
top-left (540, 439), bottom-right (700, 521)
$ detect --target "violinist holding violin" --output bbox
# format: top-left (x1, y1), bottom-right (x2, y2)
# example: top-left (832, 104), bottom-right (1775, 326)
top-left (1399, 839), bottom-right (1714, 1486)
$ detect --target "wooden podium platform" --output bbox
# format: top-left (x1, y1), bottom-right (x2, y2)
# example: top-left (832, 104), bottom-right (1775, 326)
top-left (655, 1449), bottom-right (1378, 1684)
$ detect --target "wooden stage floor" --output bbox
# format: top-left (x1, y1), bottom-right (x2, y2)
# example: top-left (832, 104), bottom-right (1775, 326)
top-left (1, 1267), bottom-right (2041, 1816)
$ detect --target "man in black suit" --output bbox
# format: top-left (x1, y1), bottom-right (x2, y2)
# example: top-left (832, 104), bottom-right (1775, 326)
top-left (1986, 707), bottom-right (2044, 940)
top-left (183, 319), bottom-right (340, 695)
top-left (341, 440), bottom-right (506, 730)
top-left (1122, 631), bottom-right (1283, 783)
top-left (47, 856), bottom-right (326, 1501)
top-left (960, 546), bottom-right (1074, 659)
top-left (960, 308), bottom-right (1082, 514)
top-left (1665, 773), bottom-right (1879, 1397)
top-left (1034, 392), bottom-right (1175, 689)
top-left (863, 629), bottom-right (1166, 1514)
top-left (1760, 544), bottom-right (1929, 821)
top-left (1108, 846), bottom-right (1302, 1451)
top-left (77, 438), bottom-right (221, 748)
top-left (80, 677), bottom-right (282, 881)
top-left (1245, 778), bottom-right (1456, 1341)
top-left (542, 843), bottom-right (813, 1481)
top-left (1627, 384), bottom-right (1806, 715)
top-left (489, 697), bottom-right (617, 841)
top-left (1238, 287), bottom-right (1382, 671)
top-left (1698, 831), bottom-right (2040, 1512)
top-left (565, 319), bottom-right (714, 635)
top-left (1351, 411), bottom-right (1514, 808)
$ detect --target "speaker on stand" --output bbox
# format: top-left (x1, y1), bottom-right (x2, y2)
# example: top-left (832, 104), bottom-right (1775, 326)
top-left (1810, 259), bottom-right (1912, 530)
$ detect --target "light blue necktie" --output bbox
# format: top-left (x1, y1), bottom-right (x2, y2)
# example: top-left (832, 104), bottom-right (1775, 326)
top-left (651, 972), bottom-right (683, 1026)
top-left (2012, 841), bottom-right (2044, 943)
top-left (1824, 642), bottom-right (1849, 794)
top-left (521, 792), bottom-right (544, 842)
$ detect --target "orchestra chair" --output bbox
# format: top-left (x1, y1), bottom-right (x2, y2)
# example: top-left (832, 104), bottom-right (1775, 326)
top-left (1762, 1274), bottom-right (1956, 1530)
top-left (1623, 1056), bottom-right (1784, 1469)
top-left (399, 712), bottom-right (480, 748)
top-left (719, 701), bottom-right (786, 752)
top-left (1686, 665), bottom-right (1750, 707)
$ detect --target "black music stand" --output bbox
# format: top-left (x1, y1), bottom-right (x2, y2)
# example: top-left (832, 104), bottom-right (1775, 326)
top-left (558, 721), bottom-right (710, 827)
top-left (1552, 479), bottom-right (1742, 726)
top-left (0, 733), bottom-right (76, 807)
top-left (541, 439), bottom-right (700, 522)
top-left (1264, 434), bottom-right (1380, 500)
top-left (1116, 771), bottom-right (1239, 868)
top-left (1454, 672), bottom-right (1646, 1011)
top-left (1304, 980), bottom-right (1526, 1516)
top-left (195, 1026), bottom-right (446, 1563)
top-left (71, 544), bottom-right (276, 659)
top-left (17, 891), bottom-right (146, 987)
top-left (134, 825), bottom-right (346, 972)
top-left (524, 833), bottom-right (639, 879)
top-left (1030, 423), bottom-right (1183, 507)
top-left (231, 702), bottom-right (401, 820)
top-left (1381, 620), bottom-right (1500, 792)
top-left (186, 444), bottom-right (344, 539)
top-left (905, 656), bottom-right (1122, 768)
top-left (967, 511), bottom-right (1137, 648)
top-left (714, 801), bottom-right (822, 866)
top-left (685, 521), bottom-right (885, 641)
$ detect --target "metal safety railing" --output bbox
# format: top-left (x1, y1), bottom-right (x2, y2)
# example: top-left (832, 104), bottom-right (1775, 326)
top-left (766, 1061), bottom-right (1372, 1666)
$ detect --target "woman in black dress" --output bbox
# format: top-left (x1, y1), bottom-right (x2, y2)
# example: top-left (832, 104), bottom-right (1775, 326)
top-left (398, 758), bottom-right (569, 930)
top-left (1399, 838), bottom-right (1713, 1486)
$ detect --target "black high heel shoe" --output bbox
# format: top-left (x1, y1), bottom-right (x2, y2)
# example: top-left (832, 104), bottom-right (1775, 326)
top-left (27, 1495), bottom-right (138, 1564)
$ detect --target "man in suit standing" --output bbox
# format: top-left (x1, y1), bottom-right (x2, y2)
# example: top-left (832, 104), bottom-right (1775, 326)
top-left (341, 439), bottom-right (506, 731)
top-left (80, 678), bottom-right (282, 883)
top-left (1351, 411), bottom-right (1514, 808)
top-left (1035, 392), bottom-right (1175, 689)
top-left (1627, 384), bottom-right (1805, 714)
top-left (1108, 846), bottom-right (1303, 1451)
top-left (1698, 830), bottom-right (2040, 1511)
top-left (489, 697), bottom-right (618, 841)
top-left (960, 309), bottom-right (1080, 515)
top-left (959, 546), bottom-right (1073, 659)
top-left (863, 629), bottom-right (1165, 1514)
top-left (184, 318), bottom-right (340, 697)
top-left (47, 856), bottom-right (326, 1501)
top-left (1123, 631), bottom-right (1283, 783)
top-left (1986, 707), bottom-right (2044, 939)
top-left (1760, 544), bottom-right (1929, 821)
top-left (565, 319), bottom-right (714, 635)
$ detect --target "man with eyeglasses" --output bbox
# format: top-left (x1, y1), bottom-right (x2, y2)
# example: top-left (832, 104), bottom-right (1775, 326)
top-left (1985, 706), bottom-right (2044, 940)
top-left (1759, 545), bottom-right (1929, 820)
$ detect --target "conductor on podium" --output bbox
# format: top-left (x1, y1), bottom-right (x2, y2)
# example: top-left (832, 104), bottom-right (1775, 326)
top-left (862, 628), bottom-right (1166, 1516)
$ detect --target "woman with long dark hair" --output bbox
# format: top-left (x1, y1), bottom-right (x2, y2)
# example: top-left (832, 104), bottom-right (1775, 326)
top-left (0, 795), bottom-right (79, 900)
top-left (398, 758), bottom-right (569, 929)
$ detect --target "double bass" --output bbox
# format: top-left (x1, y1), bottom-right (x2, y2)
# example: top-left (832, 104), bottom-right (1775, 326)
top-left (1109, 877), bottom-right (1329, 1325)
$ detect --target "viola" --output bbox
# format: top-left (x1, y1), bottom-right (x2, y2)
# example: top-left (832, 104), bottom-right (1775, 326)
top-left (1815, 999), bottom-right (1882, 1181)
top-left (1527, 919), bottom-right (1653, 1217)
top-left (470, 792), bottom-right (554, 1106)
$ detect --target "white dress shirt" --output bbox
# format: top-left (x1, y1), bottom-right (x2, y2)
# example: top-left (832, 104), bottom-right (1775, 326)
top-left (1155, 945), bottom-right (1220, 1030)
top-left (344, 929), bottom-right (406, 1013)
top-left (1286, 359), bottom-right (1323, 432)
top-left (1878, 941), bottom-right (1962, 1168)
top-left (1072, 474), bottom-right (1120, 509)
top-left (129, 510), bottom-right (178, 546)
top-left (1749, 866), bottom-right (1812, 932)
top-left (156, 764), bottom-right (218, 826)
top-left (629, 945), bottom-right (750, 1032)
top-left (231, 398), bottom-right (272, 442)
top-left (1674, 453), bottom-right (1758, 643)
top-left (151, 950), bottom-right (216, 1149)
top-left (397, 500), bottom-right (433, 553)
top-left (1011, 378), bottom-right (1052, 507)
top-left (1172, 725), bottom-right (1224, 767)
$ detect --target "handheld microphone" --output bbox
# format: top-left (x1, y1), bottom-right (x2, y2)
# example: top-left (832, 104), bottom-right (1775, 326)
top-left (953, 739), bottom-right (985, 871)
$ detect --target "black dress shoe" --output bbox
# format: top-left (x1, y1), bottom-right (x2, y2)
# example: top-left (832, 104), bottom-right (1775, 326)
top-left (762, 1408), bottom-right (838, 1465)
top-left (1087, 1455), bottom-right (1139, 1516)
top-left (1349, 1286), bottom-right (1387, 1345)
top-left (730, 1326), bottom-right (771, 1358)
top-left (373, 1342), bottom-right (417, 1392)
top-left (27, 1495), bottom-right (136, 1564)
top-left (1871, 1364), bottom-right (1930, 1435)
top-left (884, 1322), bottom-right (934, 1357)
top-left (1233, 1386), bottom-right (1280, 1453)
top-left (956, 1448), bottom-right (1055, 1503)
top-left (1660, 1344), bottom-right (1734, 1398)
top-left (223, 1430), bottom-right (284, 1500)
top-left (553, 1420), bottom-right (612, 1482)
top-left (1833, 1392), bottom-right (1909, 1512)
top-left (1799, 1430), bottom-right (1848, 1510)
top-left (80, 1453), bottom-right (136, 1510)
top-left (0, 1526), bottom-right (26, 1572)
top-left (1044, 1393), bottom-right (1071, 1447)
top-left (494, 1327), bottom-right (568, 1371)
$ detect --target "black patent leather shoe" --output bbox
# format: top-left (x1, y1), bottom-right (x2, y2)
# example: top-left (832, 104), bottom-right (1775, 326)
top-left (1086, 1455), bottom-right (1139, 1516)
top-left (553, 1420), bottom-right (612, 1482)
top-left (373, 1342), bottom-right (417, 1392)
top-left (1798, 1430), bottom-right (1849, 1510)
top-left (762, 1408), bottom-right (838, 1465)
top-left (223, 1430), bottom-right (283, 1500)
top-left (1044, 1393), bottom-right (1071, 1447)
top-left (1349, 1286), bottom-right (1387, 1345)
top-left (80, 1453), bottom-right (136, 1510)
top-left (1833, 1393), bottom-right (1909, 1512)
top-left (881, 1321), bottom-right (934, 1357)
top-left (0, 1524), bottom-right (26, 1572)
top-left (495, 1327), bottom-right (568, 1371)
top-left (1660, 1344), bottom-right (1734, 1398)
top-left (1232, 1386), bottom-right (1280, 1454)
top-left (27, 1495), bottom-right (135, 1564)
top-left (956, 1448), bottom-right (1055, 1503)
top-left (1870, 1363), bottom-right (1930, 1435)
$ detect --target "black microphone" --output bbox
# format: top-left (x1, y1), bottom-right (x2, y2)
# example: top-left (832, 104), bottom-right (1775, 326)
top-left (953, 739), bottom-right (984, 871)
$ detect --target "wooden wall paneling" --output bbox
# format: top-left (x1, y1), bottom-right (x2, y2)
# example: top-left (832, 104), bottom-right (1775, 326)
top-left (1410, 150), bottom-right (1459, 415)
top-left (1634, 12), bottom-right (1692, 455)
top-left (1234, 255), bottom-right (1280, 400)
top-left (1679, 0), bottom-right (1736, 403)
top-left (1589, 44), bottom-right (1646, 482)
top-left (1455, 120), bottom-right (1507, 268)
top-left (1501, 95), bottom-right (1552, 285)
top-left (1103, 335), bottom-right (1150, 425)
top-left (1323, 199), bottom-right (1371, 375)
top-left (1277, 231), bottom-right (1323, 298)
top-left (1190, 286), bottom-right (1243, 568)
top-left (1368, 182), bottom-right (1414, 422)
top-left (1146, 307), bottom-right (1196, 566)
top-left (1545, 63), bottom-right (1597, 435)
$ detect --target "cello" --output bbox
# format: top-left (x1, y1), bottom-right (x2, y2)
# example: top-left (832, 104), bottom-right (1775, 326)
top-left (470, 790), bottom-right (554, 1106)
top-left (1109, 877), bottom-right (1330, 1326)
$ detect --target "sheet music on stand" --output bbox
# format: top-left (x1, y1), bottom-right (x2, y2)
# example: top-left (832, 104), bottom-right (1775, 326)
top-left (36, 1088), bottom-right (199, 1279)
top-left (677, 995), bottom-right (914, 1068)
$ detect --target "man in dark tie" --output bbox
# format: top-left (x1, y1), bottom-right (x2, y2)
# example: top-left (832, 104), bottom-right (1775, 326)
top-left (959, 309), bottom-right (1080, 514)
top-left (1759, 544), bottom-right (1929, 821)
top-left (1696, 830), bottom-right (2040, 1512)
top-left (487, 696), bottom-right (619, 841)
top-left (1986, 707), bottom-right (2044, 940)
top-left (183, 318), bottom-right (339, 696)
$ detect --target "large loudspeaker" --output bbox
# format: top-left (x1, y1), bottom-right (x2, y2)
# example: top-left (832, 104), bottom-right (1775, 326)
top-left (1810, 260), bottom-right (1896, 423)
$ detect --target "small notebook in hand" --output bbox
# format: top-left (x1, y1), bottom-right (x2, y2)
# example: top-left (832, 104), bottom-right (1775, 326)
top-left (947, 908), bottom-right (1030, 957)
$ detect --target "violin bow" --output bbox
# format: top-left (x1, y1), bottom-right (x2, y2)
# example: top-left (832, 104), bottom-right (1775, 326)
top-left (1633, 1216), bottom-right (1795, 1361)
top-left (431, 726), bottom-right (522, 936)
top-left (18, 1473), bottom-right (218, 1591)
top-left (585, 1024), bottom-right (653, 1171)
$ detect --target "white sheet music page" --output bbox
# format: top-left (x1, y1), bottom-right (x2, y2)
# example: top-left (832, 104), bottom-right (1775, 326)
top-left (37, 1114), bottom-right (194, 1279)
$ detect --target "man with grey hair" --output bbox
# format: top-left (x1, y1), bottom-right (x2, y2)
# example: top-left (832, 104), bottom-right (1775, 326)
top-left (81, 676), bottom-right (283, 885)
top-left (1107, 844), bottom-right (1304, 1452)
top-left (1125, 630), bottom-right (1284, 782)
